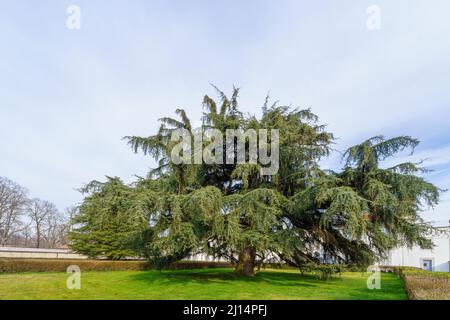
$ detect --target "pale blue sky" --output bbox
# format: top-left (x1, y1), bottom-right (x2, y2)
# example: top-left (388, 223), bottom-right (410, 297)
top-left (0, 1), bottom-right (449, 223)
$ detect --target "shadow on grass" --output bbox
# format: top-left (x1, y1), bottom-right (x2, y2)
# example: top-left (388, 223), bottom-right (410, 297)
top-left (128, 268), bottom-right (323, 288)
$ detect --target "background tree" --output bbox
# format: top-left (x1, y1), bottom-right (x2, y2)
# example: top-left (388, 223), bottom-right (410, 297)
top-left (26, 198), bottom-right (58, 248)
top-left (0, 177), bottom-right (70, 248)
top-left (65, 206), bottom-right (79, 234)
top-left (0, 177), bottom-right (28, 246)
top-left (21, 223), bottom-right (33, 247)
top-left (43, 209), bottom-right (70, 248)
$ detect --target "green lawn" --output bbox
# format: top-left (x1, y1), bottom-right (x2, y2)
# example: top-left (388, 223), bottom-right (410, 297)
top-left (0, 268), bottom-right (407, 300)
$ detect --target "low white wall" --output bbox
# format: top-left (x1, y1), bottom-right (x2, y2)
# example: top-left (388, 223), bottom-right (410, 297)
top-left (0, 247), bottom-right (87, 260)
top-left (0, 247), bottom-right (223, 261)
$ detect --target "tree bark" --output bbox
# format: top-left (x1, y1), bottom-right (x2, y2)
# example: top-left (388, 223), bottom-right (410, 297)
top-left (235, 243), bottom-right (256, 276)
top-left (36, 225), bottom-right (41, 248)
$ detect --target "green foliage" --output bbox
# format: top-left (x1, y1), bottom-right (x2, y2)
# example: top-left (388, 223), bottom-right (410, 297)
top-left (72, 87), bottom-right (441, 277)
top-left (69, 177), bottom-right (151, 260)
top-left (282, 135), bottom-right (441, 268)
top-left (298, 263), bottom-right (343, 280)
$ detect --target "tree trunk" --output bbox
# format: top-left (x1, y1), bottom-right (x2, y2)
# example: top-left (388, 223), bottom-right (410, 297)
top-left (36, 225), bottom-right (41, 248)
top-left (235, 243), bottom-right (256, 276)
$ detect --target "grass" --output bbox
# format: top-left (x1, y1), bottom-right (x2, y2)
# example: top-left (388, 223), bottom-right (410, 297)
top-left (0, 268), bottom-right (407, 300)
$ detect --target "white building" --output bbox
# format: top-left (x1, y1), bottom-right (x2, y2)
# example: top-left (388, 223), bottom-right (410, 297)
top-left (384, 221), bottom-right (450, 272)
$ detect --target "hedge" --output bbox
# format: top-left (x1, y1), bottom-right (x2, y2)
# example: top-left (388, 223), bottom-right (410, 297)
top-left (384, 266), bottom-right (450, 300)
top-left (0, 258), bottom-right (234, 273)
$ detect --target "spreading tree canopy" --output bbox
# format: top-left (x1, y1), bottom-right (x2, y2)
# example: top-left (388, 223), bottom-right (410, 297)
top-left (70, 87), bottom-right (441, 276)
top-left (70, 177), bottom-right (150, 259)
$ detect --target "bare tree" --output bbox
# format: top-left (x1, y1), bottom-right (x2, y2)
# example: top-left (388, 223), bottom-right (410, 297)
top-left (65, 205), bottom-right (79, 233)
top-left (43, 209), bottom-right (70, 248)
top-left (27, 198), bottom-right (57, 248)
top-left (1, 177), bottom-right (73, 248)
top-left (0, 177), bottom-right (28, 246)
top-left (22, 223), bottom-right (33, 247)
